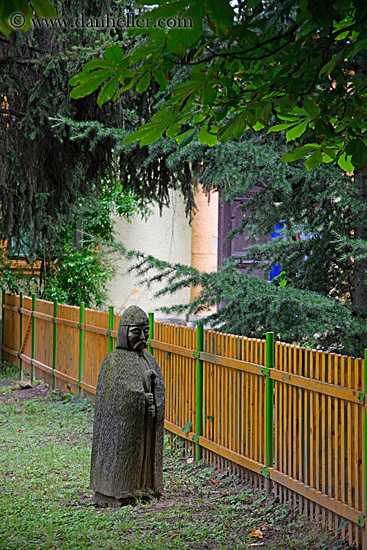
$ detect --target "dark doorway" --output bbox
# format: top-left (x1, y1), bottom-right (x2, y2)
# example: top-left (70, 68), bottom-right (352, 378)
top-left (218, 185), bottom-right (269, 279)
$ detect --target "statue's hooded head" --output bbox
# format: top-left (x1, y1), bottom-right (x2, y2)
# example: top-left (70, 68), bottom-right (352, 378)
top-left (116, 306), bottom-right (150, 351)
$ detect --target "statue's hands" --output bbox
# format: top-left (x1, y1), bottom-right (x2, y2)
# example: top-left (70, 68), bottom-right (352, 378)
top-left (147, 405), bottom-right (156, 418)
top-left (145, 393), bottom-right (155, 416)
top-left (145, 392), bottom-right (154, 405)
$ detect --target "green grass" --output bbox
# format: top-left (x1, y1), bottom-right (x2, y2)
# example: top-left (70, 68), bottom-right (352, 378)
top-left (0, 362), bottom-right (19, 381)
top-left (0, 380), bottom-right (353, 550)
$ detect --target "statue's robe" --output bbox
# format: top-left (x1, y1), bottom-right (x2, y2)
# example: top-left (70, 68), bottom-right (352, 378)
top-left (90, 348), bottom-right (165, 500)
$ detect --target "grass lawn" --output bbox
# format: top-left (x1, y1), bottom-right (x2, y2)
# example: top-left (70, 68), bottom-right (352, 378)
top-left (0, 366), bottom-right (353, 550)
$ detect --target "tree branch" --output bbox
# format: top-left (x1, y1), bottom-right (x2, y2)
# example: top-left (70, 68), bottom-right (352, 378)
top-left (0, 56), bottom-right (42, 65)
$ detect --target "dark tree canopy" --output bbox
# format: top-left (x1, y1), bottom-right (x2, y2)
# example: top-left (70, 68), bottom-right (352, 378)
top-left (1, 0), bottom-right (112, 245)
top-left (0, 0), bottom-right (196, 250)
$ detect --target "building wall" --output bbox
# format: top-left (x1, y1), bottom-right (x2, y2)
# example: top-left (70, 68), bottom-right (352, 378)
top-left (107, 190), bottom-right (192, 315)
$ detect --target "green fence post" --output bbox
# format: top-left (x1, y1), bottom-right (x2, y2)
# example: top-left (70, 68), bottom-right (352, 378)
top-left (1, 289), bottom-right (5, 365)
top-left (148, 313), bottom-right (154, 355)
top-left (52, 299), bottom-right (58, 390)
top-left (78, 302), bottom-right (85, 396)
top-left (265, 331), bottom-right (275, 496)
top-left (108, 306), bottom-right (114, 353)
top-left (31, 293), bottom-right (36, 383)
top-left (196, 324), bottom-right (204, 462)
top-left (19, 292), bottom-right (23, 380)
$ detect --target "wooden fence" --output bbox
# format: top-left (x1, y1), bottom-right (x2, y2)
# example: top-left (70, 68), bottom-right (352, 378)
top-left (2, 292), bottom-right (366, 549)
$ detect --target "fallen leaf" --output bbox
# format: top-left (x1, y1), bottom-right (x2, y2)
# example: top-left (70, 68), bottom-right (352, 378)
top-left (249, 529), bottom-right (263, 539)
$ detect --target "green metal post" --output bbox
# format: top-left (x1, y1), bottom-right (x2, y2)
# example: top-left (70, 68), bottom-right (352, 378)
top-left (148, 313), bottom-right (154, 355)
top-left (364, 349), bottom-right (367, 529)
top-left (265, 331), bottom-right (275, 495)
top-left (108, 306), bottom-right (114, 353)
top-left (1, 289), bottom-right (5, 365)
top-left (19, 292), bottom-right (23, 379)
top-left (31, 293), bottom-right (36, 383)
top-left (78, 302), bottom-right (85, 396)
top-left (196, 324), bottom-right (204, 462)
top-left (52, 299), bottom-right (58, 390)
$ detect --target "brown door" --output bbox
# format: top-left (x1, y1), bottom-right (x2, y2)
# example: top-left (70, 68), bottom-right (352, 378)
top-left (218, 186), bottom-right (269, 279)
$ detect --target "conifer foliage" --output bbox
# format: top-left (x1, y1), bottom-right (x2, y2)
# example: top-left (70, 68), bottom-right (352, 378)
top-left (0, 0), bottom-right (195, 249)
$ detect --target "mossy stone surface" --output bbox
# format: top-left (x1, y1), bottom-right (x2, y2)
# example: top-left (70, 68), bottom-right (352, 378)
top-left (117, 306), bottom-right (149, 350)
top-left (90, 347), bottom-right (165, 502)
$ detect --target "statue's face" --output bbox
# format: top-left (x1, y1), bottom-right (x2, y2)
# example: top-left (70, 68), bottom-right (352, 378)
top-left (127, 324), bottom-right (150, 352)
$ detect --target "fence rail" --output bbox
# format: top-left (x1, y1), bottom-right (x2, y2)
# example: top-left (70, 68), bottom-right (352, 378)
top-left (2, 293), bottom-right (366, 549)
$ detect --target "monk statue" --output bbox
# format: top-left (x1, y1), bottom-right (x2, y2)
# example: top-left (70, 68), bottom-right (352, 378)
top-left (90, 305), bottom-right (165, 506)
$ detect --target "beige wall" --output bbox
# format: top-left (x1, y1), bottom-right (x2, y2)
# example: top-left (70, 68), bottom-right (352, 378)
top-left (107, 190), bottom-right (192, 315)
top-left (190, 186), bottom-right (218, 304)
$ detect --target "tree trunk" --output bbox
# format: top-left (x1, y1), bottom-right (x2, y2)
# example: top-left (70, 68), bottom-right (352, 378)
top-left (352, 171), bottom-right (367, 315)
top-left (352, 51), bottom-right (367, 321)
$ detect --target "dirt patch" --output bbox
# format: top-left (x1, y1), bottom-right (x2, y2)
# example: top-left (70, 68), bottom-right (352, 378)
top-left (14, 384), bottom-right (51, 399)
top-left (0, 381), bottom-right (51, 401)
